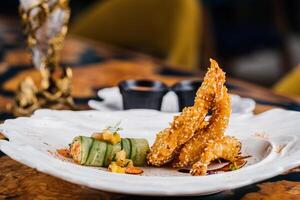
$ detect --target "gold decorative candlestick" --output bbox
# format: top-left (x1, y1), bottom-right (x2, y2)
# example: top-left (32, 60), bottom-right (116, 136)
top-left (11, 0), bottom-right (75, 116)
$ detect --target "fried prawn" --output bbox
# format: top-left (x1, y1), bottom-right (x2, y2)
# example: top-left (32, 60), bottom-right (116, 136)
top-left (147, 59), bottom-right (243, 176)
top-left (147, 59), bottom-right (225, 166)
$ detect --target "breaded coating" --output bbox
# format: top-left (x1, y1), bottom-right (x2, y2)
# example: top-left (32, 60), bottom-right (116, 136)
top-left (147, 59), bottom-right (226, 166)
top-left (190, 136), bottom-right (241, 176)
top-left (147, 58), bottom-right (243, 176)
top-left (173, 86), bottom-right (231, 168)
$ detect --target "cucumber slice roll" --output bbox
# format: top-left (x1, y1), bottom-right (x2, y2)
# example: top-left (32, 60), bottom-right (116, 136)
top-left (103, 143), bottom-right (113, 167)
top-left (70, 136), bottom-right (149, 167)
top-left (70, 136), bottom-right (93, 165)
top-left (129, 138), bottom-right (137, 163)
top-left (121, 138), bottom-right (131, 159)
top-left (131, 138), bottom-right (150, 166)
top-left (85, 140), bottom-right (107, 166)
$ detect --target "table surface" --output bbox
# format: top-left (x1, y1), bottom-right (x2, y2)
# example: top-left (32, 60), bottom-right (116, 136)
top-left (1, 16), bottom-right (300, 199)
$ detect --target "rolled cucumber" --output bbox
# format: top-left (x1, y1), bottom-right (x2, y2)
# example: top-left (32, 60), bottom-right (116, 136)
top-left (103, 143), bottom-right (113, 167)
top-left (121, 138), bottom-right (131, 159)
top-left (129, 139), bottom-right (137, 162)
top-left (71, 136), bottom-right (93, 165)
top-left (131, 138), bottom-right (150, 166)
top-left (85, 140), bottom-right (107, 166)
top-left (70, 136), bottom-right (149, 167)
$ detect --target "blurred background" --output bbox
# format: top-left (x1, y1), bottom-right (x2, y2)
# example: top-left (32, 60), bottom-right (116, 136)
top-left (1, 0), bottom-right (300, 97)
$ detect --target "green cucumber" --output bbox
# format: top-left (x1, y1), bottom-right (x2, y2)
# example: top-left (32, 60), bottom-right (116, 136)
top-left (85, 140), bottom-right (107, 166)
top-left (103, 143), bottom-right (113, 167)
top-left (121, 138), bottom-right (131, 159)
top-left (132, 138), bottom-right (150, 166)
top-left (79, 136), bottom-right (93, 165)
top-left (129, 138), bottom-right (137, 163)
top-left (71, 136), bottom-right (149, 167)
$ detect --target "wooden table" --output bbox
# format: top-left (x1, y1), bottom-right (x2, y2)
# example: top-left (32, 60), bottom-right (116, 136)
top-left (1, 16), bottom-right (300, 199)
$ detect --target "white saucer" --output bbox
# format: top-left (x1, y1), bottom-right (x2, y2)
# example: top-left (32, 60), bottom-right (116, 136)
top-left (88, 87), bottom-right (256, 114)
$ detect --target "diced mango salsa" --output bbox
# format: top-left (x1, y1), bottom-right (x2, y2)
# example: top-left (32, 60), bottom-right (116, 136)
top-left (91, 130), bottom-right (121, 145)
top-left (110, 133), bottom-right (121, 145)
top-left (108, 162), bottom-right (126, 173)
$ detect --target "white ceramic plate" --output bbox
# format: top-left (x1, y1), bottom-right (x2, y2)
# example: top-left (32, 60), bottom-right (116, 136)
top-left (88, 87), bottom-right (256, 114)
top-left (1, 109), bottom-right (300, 196)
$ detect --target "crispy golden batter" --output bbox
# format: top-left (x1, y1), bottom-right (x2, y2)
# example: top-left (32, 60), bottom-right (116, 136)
top-left (173, 86), bottom-right (231, 168)
top-left (190, 136), bottom-right (241, 176)
top-left (147, 59), bottom-right (226, 166)
top-left (147, 58), bottom-right (242, 176)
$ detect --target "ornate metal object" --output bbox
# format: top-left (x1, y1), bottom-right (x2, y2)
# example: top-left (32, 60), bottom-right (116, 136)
top-left (11, 0), bottom-right (75, 116)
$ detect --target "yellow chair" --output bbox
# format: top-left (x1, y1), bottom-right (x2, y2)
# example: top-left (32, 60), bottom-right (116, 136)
top-left (273, 66), bottom-right (300, 97)
top-left (71, 0), bottom-right (202, 70)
